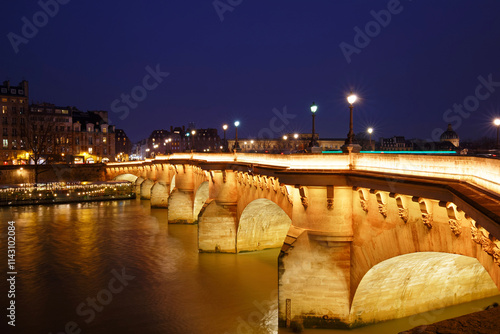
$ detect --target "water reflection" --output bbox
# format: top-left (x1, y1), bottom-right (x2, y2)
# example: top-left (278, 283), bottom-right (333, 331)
top-left (0, 199), bottom-right (498, 334)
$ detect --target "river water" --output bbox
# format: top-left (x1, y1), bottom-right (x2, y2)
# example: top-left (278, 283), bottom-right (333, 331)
top-left (1, 199), bottom-right (499, 334)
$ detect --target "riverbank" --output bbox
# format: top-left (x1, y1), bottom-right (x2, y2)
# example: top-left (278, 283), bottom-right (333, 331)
top-left (400, 304), bottom-right (500, 334)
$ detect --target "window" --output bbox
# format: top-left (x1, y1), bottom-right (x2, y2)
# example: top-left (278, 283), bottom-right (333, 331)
top-left (102, 127), bottom-right (107, 133)
top-left (1, 98), bottom-right (6, 102)
top-left (104, 148), bottom-right (107, 154)
top-left (1, 106), bottom-right (7, 113)
top-left (62, 109), bottom-right (68, 114)
top-left (2, 139), bottom-right (7, 148)
top-left (75, 137), bottom-right (79, 145)
top-left (12, 107), bottom-right (16, 113)
top-left (10, 89), bottom-right (16, 94)
top-left (2, 128), bottom-right (7, 136)
top-left (12, 129), bottom-right (16, 136)
top-left (11, 118), bottom-right (16, 125)
top-left (2, 117), bottom-right (7, 125)
top-left (19, 107), bottom-right (24, 114)
top-left (88, 147), bottom-right (92, 154)
top-left (103, 137), bottom-right (106, 143)
top-left (88, 137), bottom-right (93, 145)
top-left (18, 90), bottom-right (23, 95)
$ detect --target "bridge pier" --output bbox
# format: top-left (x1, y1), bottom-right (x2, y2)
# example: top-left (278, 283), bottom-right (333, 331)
top-left (199, 170), bottom-right (238, 252)
top-left (140, 178), bottom-right (155, 199)
top-left (279, 230), bottom-right (353, 328)
top-left (151, 181), bottom-right (170, 208)
top-left (168, 165), bottom-right (195, 223)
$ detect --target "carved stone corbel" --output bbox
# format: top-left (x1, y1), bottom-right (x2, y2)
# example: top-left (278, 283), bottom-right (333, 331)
top-left (418, 198), bottom-right (433, 229)
top-left (445, 202), bottom-right (462, 236)
top-left (394, 194), bottom-right (409, 223)
top-left (375, 191), bottom-right (388, 218)
top-left (299, 186), bottom-right (308, 209)
top-left (356, 188), bottom-right (369, 213)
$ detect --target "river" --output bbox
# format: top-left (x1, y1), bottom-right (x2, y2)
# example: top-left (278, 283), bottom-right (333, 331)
top-left (1, 199), bottom-right (499, 334)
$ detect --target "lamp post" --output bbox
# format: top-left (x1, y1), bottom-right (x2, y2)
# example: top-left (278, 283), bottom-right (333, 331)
top-left (367, 127), bottom-right (373, 151)
top-left (191, 130), bottom-right (196, 151)
top-left (495, 118), bottom-right (500, 148)
top-left (234, 121), bottom-right (240, 151)
top-left (341, 92), bottom-right (361, 153)
top-left (309, 102), bottom-right (318, 148)
top-left (283, 135), bottom-right (288, 150)
top-left (222, 124), bottom-right (228, 152)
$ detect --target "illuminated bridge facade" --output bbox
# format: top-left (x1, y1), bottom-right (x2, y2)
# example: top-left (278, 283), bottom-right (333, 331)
top-left (106, 153), bottom-right (500, 328)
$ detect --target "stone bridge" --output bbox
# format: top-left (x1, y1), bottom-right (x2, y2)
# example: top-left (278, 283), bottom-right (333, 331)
top-left (105, 153), bottom-right (500, 329)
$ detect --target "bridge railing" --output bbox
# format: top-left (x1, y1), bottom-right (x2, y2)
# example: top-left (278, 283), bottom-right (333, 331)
top-left (107, 153), bottom-right (500, 195)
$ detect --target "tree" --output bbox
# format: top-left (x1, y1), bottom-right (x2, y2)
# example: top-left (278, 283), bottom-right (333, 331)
top-left (21, 114), bottom-right (55, 183)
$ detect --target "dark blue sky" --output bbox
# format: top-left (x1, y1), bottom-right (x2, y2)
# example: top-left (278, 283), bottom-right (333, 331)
top-left (2, 1), bottom-right (500, 143)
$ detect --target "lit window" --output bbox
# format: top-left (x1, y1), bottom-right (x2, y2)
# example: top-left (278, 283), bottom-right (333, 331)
top-left (88, 147), bottom-right (92, 154)
top-left (2, 139), bottom-right (7, 148)
top-left (103, 137), bottom-right (106, 143)
top-left (1, 98), bottom-right (6, 102)
top-left (1, 106), bottom-right (7, 113)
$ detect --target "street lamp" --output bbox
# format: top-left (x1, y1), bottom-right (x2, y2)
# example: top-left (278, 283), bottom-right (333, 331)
top-left (283, 135), bottom-right (288, 150)
top-left (191, 130), bottom-right (196, 151)
top-left (234, 121), bottom-right (240, 151)
top-left (342, 92), bottom-right (362, 153)
top-left (309, 102), bottom-right (318, 148)
top-left (222, 124), bottom-right (228, 152)
top-left (494, 118), bottom-right (500, 148)
top-left (367, 127), bottom-right (373, 151)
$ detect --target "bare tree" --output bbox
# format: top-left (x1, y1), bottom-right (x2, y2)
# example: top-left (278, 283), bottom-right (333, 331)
top-left (21, 115), bottom-right (55, 183)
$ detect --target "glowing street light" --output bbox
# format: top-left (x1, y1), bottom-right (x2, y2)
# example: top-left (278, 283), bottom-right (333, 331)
top-left (342, 92), bottom-right (361, 153)
top-left (234, 121), bottom-right (240, 151)
top-left (309, 102), bottom-right (318, 148)
top-left (494, 118), bottom-right (500, 148)
top-left (367, 127), bottom-right (374, 150)
top-left (222, 124), bottom-right (228, 152)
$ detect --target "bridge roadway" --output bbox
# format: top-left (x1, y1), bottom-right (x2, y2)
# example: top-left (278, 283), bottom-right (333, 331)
top-left (106, 153), bottom-right (500, 329)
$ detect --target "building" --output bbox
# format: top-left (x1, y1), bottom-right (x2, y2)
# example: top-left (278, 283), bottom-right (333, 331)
top-left (115, 129), bottom-right (132, 161)
top-left (440, 124), bottom-right (460, 147)
top-left (227, 133), bottom-right (344, 153)
top-left (379, 136), bottom-right (414, 151)
top-left (0, 80), bottom-right (29, 164)
top-left (1, 79), bottom-right (118, 164)
top-left (72, 110), bottom-right (115, 163)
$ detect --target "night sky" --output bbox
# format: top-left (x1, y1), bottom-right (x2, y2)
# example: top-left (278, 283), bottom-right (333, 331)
top-left (2, 1), bottom-right (500, 143)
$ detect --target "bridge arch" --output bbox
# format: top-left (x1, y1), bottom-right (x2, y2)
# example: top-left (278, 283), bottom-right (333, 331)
top-left (113, 173), bottom-right (138, 183)
top-left (193, 181), bottom-right (209, 222)
top-left (237, 198), bottom-right (292, 252)
top-left (350, 252), bottom-right (500, 325)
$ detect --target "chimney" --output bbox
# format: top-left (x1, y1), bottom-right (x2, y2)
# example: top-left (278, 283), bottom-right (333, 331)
top-left (21, 80), bottom-right (29, 97)
top-left (170, 125), bottom-right (173, 132)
